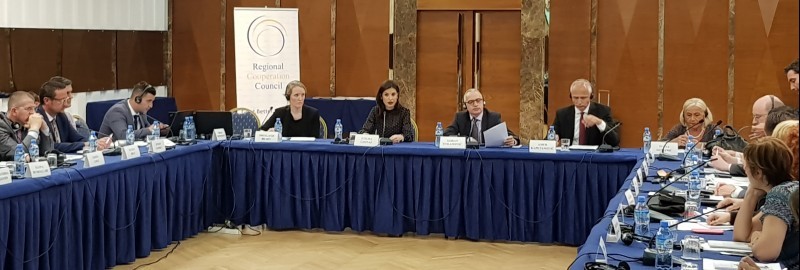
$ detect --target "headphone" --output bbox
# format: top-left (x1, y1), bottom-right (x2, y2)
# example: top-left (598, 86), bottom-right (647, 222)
top-left (583, 261), bottom-right (631, 270)
top-left (134, 84), bottom-right (156, 104)
top-left (569, 92), bottom-right (595, 100)
top-left (769, 95), bottom-right (776, 110)
top-left (621, 232), bottom-right (651, 246)
top-left (584, 261), bottom-right (630, 270)
top-left (569, 80), bottom-right (595, 100)
top-left (462, 100), bottom-right (486, 110)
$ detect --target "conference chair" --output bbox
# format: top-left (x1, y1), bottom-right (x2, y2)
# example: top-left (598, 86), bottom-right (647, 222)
top-left (73, 114), bottom-right (92, 138)
top-left (230, 108), bottom-right (260, 136)
top-left (319, 117), bottom-right (328, 139)
top-left (411, 119), bottom-right (419, 142)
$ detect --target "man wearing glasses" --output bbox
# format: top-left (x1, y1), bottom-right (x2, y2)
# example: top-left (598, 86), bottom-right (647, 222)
top-left (37, 77), bottom-right (110, 153)
top-left (749, 95), bottom-right (785, 141)
top-left (0, 91), bottom-right (53, 161)
top-left (443, 88), bottom-right (520, 147)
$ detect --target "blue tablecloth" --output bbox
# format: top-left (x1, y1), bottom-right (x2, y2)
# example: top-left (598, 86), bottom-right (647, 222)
top-left (85, 97), bottom-right (178, 131)
top-left (304, 98), bottom-right (375, 138)
top-left (212, 140), bottom-right (641, 245)
top-left (0, 141), bottom-right (217, 270)
top-left (571, 159), bottom-right (743, 269)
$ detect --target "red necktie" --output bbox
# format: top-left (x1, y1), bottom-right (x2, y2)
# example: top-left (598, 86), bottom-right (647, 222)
top-left (579, 112), bottom-right (588, 145)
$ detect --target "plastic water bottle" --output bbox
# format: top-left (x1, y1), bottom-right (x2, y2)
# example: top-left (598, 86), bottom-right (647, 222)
top-left (713, 129), bottom-right (721, 140)
top-left (151, 120), bottom-right (160, 140)
top-left (126, 125), bottom-right (135, 145)
top-left (14, 144), bottom-right (25, 176)
top-left (643, 127), bottom-right (652, 154)
top-left (29, 139), bottom-right (39, 159)
top-left (685, 139), bottom-right (696, 167)
top-left (687, 156), bottom-right (702, 202)
top-left (274, 118), bottom-right (283, 135)
top-left (634, 195), bottom-right (650, 236)
top-left (182, 117), bottom-right (190, 140)
top-left (434, 122), bottom-right (444, 147)
top-left (87, 131), bottom-right (98, 152)
top-left (546, 126), bottom-right (556, 141)
top-left (186, 116), bottom-right (196, 141)
top-left (335, 119), bottom-right (343, 140)
top-left (655, 221), bottom-right (674, 270)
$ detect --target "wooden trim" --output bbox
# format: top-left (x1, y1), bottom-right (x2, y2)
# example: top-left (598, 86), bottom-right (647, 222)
top-left (5, 29), bottom-right (14, 91)
top-left (220, 0), bottom-right (226, 110)
top-left (166, 0), bottom-right (173, 96)
top-left (727, 0), bottom-right (735, 124)
top-left (417, 0), bottom-right (521, 11)
top-left (111, 32), bottom-right (117, 90)
top-left (589, 0), bottom-right (597, 90)
top-left (657, 0), bottom-right (665, 138)
top-left (330, 0), bottom-right (336, 97)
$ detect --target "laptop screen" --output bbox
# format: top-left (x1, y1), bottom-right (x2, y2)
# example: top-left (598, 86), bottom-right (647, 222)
top-left (193, 111), bottom-right (233, 138)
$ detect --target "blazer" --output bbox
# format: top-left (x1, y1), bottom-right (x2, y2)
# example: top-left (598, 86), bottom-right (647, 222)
top-left (36, 106), bottom-right (85, 153)
top-left (443, 108), bottom-right (520, 145)
top-left (552, 102), bottom-right (620, 146)
top-left (98, 99), bottom-right (152, 141)
top-left (260, 105), bottom-right (321, 138)
top-left (0, 112), bottom-right (54, 161)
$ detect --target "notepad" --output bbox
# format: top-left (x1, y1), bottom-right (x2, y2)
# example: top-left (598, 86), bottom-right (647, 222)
top-left (702, 258), bottom-right (780, 270)
top-left (569, 145), bottom-right (599, 151)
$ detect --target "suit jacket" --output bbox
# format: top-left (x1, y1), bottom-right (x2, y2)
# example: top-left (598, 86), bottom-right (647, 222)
top-left (0, 112), bottom-right (54, 161)
top-left (36, 106), bottom-right (85, 153)
top-left (552, 102), bottom-right (620, 146)
top-left (98, 100), bottom-right (152, 141)
top-left (443, 108), bottom-right (520, 145)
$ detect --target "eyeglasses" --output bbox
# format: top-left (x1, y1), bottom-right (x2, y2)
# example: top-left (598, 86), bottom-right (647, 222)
top-left (49, 96), bottom-right (72, 104)
top-left (16, 106), bottom-right (36, 112)
top-left (465, 98), bottom-right (484, 106)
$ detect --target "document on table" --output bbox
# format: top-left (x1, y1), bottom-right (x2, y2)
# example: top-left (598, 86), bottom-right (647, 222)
top-left (702, 258), bottom-right (781, 270)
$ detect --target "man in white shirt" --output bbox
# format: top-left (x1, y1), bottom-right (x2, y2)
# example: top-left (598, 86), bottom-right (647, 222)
top-left (552, 78), bottom-right (619, 146)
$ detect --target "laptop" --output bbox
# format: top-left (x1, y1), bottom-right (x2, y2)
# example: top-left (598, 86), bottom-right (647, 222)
top-left (194, 111), bottom-right (233, 139)
top-left (167, 110), bottom-right (195, 138)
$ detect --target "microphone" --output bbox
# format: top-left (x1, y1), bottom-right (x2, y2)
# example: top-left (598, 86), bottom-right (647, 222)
top-left (466, 117), bottom-right (480, 149)
top-left (597, 122), bottom-right (622, 152)
top-left (260, 106), bottom-right (274, 127)
top-left (657, 119), bottom-right (706, 161)
top-left (379, 111), bottom-right (392, 145)
top-left (646, 159), bottom-right (710, 206)
top-left (626, 160), bottom-right (711, 219)
top-left (678, 120), bottom-right (719, 168)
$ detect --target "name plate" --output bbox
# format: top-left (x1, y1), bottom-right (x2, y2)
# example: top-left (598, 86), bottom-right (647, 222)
top-left (0, 167), bottom-right (11, 185)
top-left (212, 128), bottom-right (227, 141)
top-left (83, 151), bottom-right (106, 168)
top-left (121, 145), bottom-right (141, 160)
top-left (624, 189), bottom-right (635, 206)
top-left (529, 140), bottom-right (557, 153)
top-left (650, 141), bottom-right (679, 156)
top-left (632, 175), bottom-right (640, 196)
top-left (255, 131), bottom-right (281, 143)
top-left (25, 161), bottom-right (51, 178)
top-left (438, 137), bottom-right (466, 149)
top-left (353, 134), bottom-right (380, 147)
top-left (148, 139), bottom-right (167, 153)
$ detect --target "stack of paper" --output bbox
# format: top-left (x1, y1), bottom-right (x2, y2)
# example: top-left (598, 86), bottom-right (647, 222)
top-left (702, 258), bottom-right (781, 270)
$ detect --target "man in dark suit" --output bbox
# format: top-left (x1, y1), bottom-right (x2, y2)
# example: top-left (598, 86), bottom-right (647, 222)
top-left (37, 76), bottom-right (110, 153)
top-left (552, 79), bottom-right (619, 146)
top-left (99, 81), bottom-right (168, 141)
top-left (443, 88), bottom-right (520, 146)
top-left (0, 91), bottom-right (54, 161)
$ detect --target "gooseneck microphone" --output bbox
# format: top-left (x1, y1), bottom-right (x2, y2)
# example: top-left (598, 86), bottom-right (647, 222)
top-left (597, 122), bottom-right (622, 153)
top-left (679, 120), bottom-right (723, 166)
top-left (260, 106), bottom-right (274, 128)
top-left (658, 119), bottom-right (705, 160)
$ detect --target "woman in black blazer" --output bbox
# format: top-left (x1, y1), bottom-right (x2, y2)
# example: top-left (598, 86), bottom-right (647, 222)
top-left (260, 81), bottom-right (321, 138)
top-left (359, 80), bottom-right (415, 143)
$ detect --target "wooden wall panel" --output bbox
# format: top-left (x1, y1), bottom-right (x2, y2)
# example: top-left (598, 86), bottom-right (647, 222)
top-left (8, 29), bottom-right (61, 92)
top-left (117, 31), bottom-right (166, 89)
top-left (223, 0), bottom-right (280, 110)
top-left (62, 31), bottom-right (115, 92)
top-left (171, 0), bottom-right (223, 111)
top-left (596, 0), bottom-right (658, 147)
top-left (335, 0), bottom-right (390, 97)
top-left (416, 11), bottom-right (461, 141)
top-left (662, 0), bottom-right (728, 138)
top-left (733, 0), bottom-right (800, 134)
top-left (0, 30), bottom-right (10, 92)
top-left (418, 0), bottom-right (521, 11)
top-left (281, 0), bottom-right (332, 98)
top-left (478, 11), bottom-right (521, 134)
top-left (547, 0), bottom-right (591, 124)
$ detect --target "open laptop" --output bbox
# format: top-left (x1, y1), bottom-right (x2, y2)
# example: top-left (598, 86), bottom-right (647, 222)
top-left (167, 110), bottom-right (195, 138)
top-left (194, 111), bottom-right (233, 139)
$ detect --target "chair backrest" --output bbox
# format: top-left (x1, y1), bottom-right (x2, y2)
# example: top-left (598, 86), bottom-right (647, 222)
top-left (410, 119), bottom-right (419, 142)
top-left (319, 117), bottom-right (327, 139)
top-left (229, 108), bottom-right (260, 136)
top-left (73, 114), bottom-right (92, 138)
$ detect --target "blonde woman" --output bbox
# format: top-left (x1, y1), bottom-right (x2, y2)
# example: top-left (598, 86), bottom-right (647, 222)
top-left (661, 98), bottom-right (720, 147)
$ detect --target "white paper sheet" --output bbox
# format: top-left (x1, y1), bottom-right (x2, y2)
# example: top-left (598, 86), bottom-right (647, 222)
top-left (482, 122), bottom-right (509, 148)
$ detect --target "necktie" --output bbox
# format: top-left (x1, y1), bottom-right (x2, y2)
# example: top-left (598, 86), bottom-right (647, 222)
top-left (134, 115), bottom-right (141, 130)
top-left (470, 118), bottom-right (481, 143)
top-left (51, 119), bottom-right (61, 143)
top-left (579, 112), bottom-right (588, 145)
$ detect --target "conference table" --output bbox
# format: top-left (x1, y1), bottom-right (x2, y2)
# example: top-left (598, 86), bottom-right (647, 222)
top-left (211, 140), bottom-right (640, 245)
top-left (571, 158), bottom-right (745, 269)
top-left (1, 139), bottom-right (642, 269)
top-left (303, 98), bottom-right (375, 138)
top-left (0, 141), bottom-right (216, 270)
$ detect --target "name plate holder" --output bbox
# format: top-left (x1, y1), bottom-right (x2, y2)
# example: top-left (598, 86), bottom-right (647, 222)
top-left (438, 137), bottom-right (466, 149)
top-left (650, 141), bottom-right (679, 156)
top-left (83, 151), bottom-right (106, 168)
top-left (255, 131), bottom-right (281, 143)
top-left (0, 167), bottom-right (11, 185)
top-left (121, 145), bottom-right (141, 160)
top-left (25, 161), bottom-right (51, 178)
top-left (212, 128), bottom-right (228, 141)
top-left (353, 134), bottom-right (380, 147)
top-left (529, 140), bottom-right (557, 154)
top-left (148, 139), bottom-right (167, 154)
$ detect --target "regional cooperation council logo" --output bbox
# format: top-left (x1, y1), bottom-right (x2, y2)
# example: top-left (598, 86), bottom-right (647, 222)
top-left (247, 16), bottom-right (287, 57)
